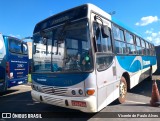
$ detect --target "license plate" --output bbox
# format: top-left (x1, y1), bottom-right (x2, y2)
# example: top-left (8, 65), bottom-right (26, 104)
top-left (71, 100), bottom-right (86, 107)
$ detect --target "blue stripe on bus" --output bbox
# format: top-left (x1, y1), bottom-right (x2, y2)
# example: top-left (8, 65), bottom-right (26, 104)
top-left (117, 56), bottom-right (156, 73)
top-left (32, 73), bottom-right (89, 87)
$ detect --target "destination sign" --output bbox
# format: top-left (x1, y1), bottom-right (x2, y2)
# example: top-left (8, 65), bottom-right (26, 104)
top-left (34, 5), bottom-right (88, 33)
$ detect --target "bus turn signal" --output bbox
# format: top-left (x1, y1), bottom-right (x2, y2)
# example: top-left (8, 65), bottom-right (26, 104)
top-left (86, 89), bottom-right (95, 95)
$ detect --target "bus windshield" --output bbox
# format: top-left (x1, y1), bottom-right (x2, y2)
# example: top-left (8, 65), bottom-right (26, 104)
top-left (33, 19), bottom-right (93, 73)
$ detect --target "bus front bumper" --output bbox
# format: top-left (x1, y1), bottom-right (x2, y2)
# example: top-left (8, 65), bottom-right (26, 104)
top-left (31, 90), bottom-right (97, 113)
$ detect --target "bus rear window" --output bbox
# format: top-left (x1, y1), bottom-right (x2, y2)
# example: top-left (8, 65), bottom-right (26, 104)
top-left (22, 43), bottom-right (28, 55)
top-left (9, 38), bottom-right (22, 54)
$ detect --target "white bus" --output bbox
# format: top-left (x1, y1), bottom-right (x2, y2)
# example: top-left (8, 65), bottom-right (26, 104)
top-left (31, 3), bottom-right (157, 112)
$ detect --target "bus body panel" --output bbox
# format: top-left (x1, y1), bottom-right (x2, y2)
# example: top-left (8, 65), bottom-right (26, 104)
top-left (116, 55), bottom-right (157, 89)
top-left (0, 35), bottom-right (29, 91)
top-left (96, 58), bottom-right (119, 111)
top-left (0, 33), bottom-right (6, 92)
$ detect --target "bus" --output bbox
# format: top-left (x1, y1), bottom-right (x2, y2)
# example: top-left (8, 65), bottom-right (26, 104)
top-left (0, 33), bottom-right (29, 92)
top-left (31, 4), bottom-right (157, 112)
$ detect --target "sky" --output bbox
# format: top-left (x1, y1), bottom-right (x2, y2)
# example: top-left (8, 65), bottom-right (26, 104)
top-left (0, 0), bottom-right (160, 45)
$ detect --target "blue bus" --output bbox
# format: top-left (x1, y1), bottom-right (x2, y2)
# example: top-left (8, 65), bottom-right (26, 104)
top-left (31, 4), bottom-right (157, 112)
top-left (0, 33), bottom-right (29, 92)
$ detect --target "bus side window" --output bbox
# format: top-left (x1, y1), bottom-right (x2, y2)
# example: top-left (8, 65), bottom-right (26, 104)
top-left (125, 32), bottom-right (136, 55)
top-left (113, 25), bottom-right (127, 54)
top-left (141, 39), bottom-right (146, 55)
top-left (96, 54), bottom-right (113, 71)
top-left (93, 22), bottom-right (101, 52)
top-left (93, 22), bottom-right (112, 53)
top-left (101, 28), bottom-right (112, 53)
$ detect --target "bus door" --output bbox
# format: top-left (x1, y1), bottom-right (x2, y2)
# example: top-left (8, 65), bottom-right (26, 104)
top-left (0, 34), bottom-right (6, 92)
top-left (91, 13), bottom-right (117, 110)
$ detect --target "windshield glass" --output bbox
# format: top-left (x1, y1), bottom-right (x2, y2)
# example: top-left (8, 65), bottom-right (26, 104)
top-left (33, 19), bottom-right (93, 73)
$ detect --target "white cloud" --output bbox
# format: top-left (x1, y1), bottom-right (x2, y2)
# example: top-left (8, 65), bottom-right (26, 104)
top-left (155, 38), bottom-right (160, 45)
top-left (145, 29), bottom-right (160, 46)
top-left (145, 30), bottom-right (152, 34)
top-left (151, 33), bottom-right (157, 37)
top-left (146, 37), bottom-right (152, 41)
top-left (135, 16), bottom-right (159, 26)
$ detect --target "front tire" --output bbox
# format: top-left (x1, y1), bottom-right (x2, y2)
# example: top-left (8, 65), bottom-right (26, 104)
top-left (118, 77), bottom-right (127, 103)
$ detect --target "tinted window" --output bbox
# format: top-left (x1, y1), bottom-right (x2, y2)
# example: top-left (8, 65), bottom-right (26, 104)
top-left (9, 38), bottom-right (22, 54)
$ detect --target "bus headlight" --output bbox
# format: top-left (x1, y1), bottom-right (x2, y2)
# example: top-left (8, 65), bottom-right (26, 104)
top-left (31, 84), bottom-right (35, 90)
top-left (79, 89), bottom-right (83, 95)
top-left (71, 90), bottom-right (76, 95)
top-left (36, 85), bottom-right (39, 91)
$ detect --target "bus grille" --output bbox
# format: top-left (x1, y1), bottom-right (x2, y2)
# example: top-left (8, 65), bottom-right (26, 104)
top-left (43, 95), bottom-right (64, 105)
top-left (40, 85), bottom-right (67, 96)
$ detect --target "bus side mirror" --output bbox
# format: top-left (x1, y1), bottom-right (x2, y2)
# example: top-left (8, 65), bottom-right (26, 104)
top-left (101, 25), bottom-right (109, 38)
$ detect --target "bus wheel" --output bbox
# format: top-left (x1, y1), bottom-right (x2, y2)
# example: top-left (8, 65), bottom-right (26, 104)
top-left (118, 77), bottom-right (127, 103)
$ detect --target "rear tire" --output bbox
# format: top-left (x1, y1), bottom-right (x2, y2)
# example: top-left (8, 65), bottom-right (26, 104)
top-left (118, 77), bottom-right (127, 104)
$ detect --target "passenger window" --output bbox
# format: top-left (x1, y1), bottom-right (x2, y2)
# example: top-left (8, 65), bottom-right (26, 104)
top-left (127, 44), bottom-right (136, 54)
top-left (120, 29), bottom-right (125, 41)
top-left (115, 41), bottom-right (127, 54)
top-left (125, 32), bottom-right (134, 44)
top-left (141, 39), bottom-right (145, 48)
top-left (93, 22), bottom-right (112, 53)
top-left (146, 42), bottom-right (149, 55)
top-left (136, 37), bottom-right (141, 46)
top-left (101, 29), bottom-right (112, 53)
top-left (136, 46), bottom-right (142, 55)
top-left (113, 25), bottom-right (121, 40)
top-left (93, 22), bottom-right (102, 52)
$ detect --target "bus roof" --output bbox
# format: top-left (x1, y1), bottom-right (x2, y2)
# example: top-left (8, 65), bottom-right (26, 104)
top-left (112, 17), bottom-right (153, 45)
top-left (33, 3), bottom-right (153, 45)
